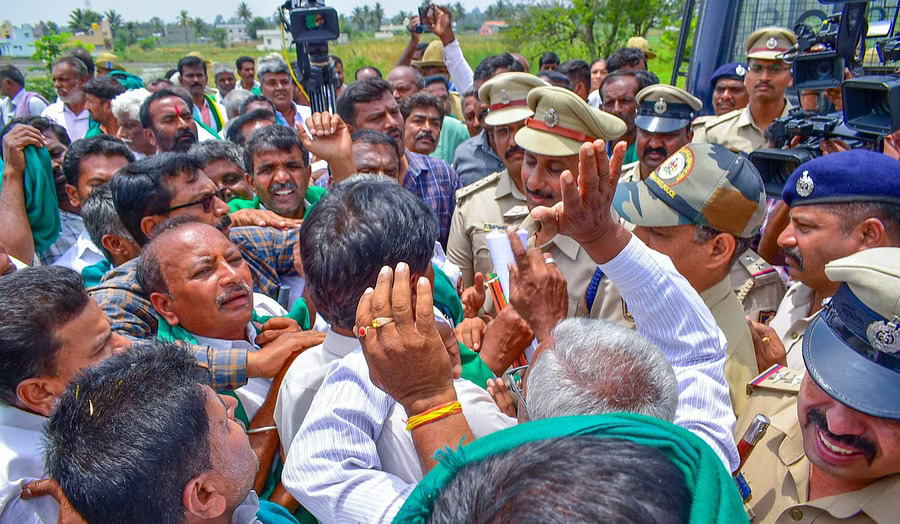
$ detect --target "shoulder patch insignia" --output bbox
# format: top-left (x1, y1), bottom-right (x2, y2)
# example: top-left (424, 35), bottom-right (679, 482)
top-left (758, 310), bottom-right (776, 324)
top-left (455, 171), bottom-right (502, 200)
top-left (747, 364), bottom-right (803, 396)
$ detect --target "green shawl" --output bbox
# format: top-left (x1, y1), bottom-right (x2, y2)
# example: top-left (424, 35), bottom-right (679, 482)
top-left (394, 413), bottom-right (748, 523)
top-left (0, 146), bottom-right (60, 253)
top-left (227, 186), bottom-right (327, 216)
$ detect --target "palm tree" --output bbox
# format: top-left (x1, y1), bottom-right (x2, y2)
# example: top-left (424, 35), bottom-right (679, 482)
top-left (150, 16), bottom-right (165, 37)
top-left (123, 21), bottom-right (138, 45)
top-left (452, 3), bottom-right (466, 21)
top-left (104, 10), bottom-right (123, 38)
top-left (237, 2), bottom-right (253, 23)
top-left (372, 2), bottom-right (385, 29)
top-left (68, 8), bottom-right (102, 33)
top-left (178, 10), bottom-right (192, 42)
top-left (192, 17), bottom-right (208, 38)
top-left (351, 7), bottom-right (365, 31)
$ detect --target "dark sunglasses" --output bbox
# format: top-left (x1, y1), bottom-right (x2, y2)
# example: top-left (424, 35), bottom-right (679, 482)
top-left (165, 189), bottom-right (226, 213)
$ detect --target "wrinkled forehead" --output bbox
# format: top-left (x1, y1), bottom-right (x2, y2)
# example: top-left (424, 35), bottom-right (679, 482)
top-left (354, 142), bottom-right (400, 165)
top-left (156, 225), bottom-right (234, 275)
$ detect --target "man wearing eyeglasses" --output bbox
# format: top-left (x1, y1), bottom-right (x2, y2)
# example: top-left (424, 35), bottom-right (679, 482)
top-left (447, 73), bottom-right (544, 301)
top-left (696, 27), bottom-right (796, 153)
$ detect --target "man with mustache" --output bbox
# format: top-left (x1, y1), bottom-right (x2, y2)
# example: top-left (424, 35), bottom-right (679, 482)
top-left (400, 92), bottom-right (444, 156)
top-left (697, 27), bottom-right (796, 153)
top-left (41, 57), bottom-right (91, 141)
top-left (599, 69), bottom-right (658, 167)
top-left (447, 73), bottom-right (543, 295)
top-left (749, 151), bottom-right (900, 372)
top-left (734, 248), bottom-right (900, 523)
top-left (178, 56), bottom-right (228, 136)
top-left (140, 89), bottom-right (201, 153)
top-left (258, 60), bottom-right (310, 133)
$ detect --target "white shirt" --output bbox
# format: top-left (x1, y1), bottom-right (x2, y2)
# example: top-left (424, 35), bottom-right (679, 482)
top-left (40, 100), bottom-right (90, 141)
top-left (54, 230), bottom-right (105, 275)
top-left (588, 89), bottom-right (602, 109)
top-left (281, 310), bottom-right (515, 523)
top-left (2, 89), bottom-right (49, 125)
top-left (275, 328), bottom-right (360, 456)
top-left (194, 293), bottom-right (287, 421)
top-left (0, 404), bottom-right (58, 523)
top-left (769, 282), bottom-right (818, 370)
top-left (598, 235), bottom-right (739, 471)
top-left (442, 40), bottom-right (475, 95)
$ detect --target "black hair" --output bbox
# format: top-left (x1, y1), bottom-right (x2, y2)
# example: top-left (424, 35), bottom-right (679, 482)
top-left (351, 129), bottom-right (401, 163)
top-left (191, 139), bottom-right (246, 171)
top-left (424, 74), bottom-right (450, 92)
top-left (591, 57), bottom-right (607, 67)
top-left (336, 77), bottom-right (392, 127)
top-left (0, 116), bottom-right (70, 160)
top-left (299, 175), bottom-right (437, 330)
top-left (537, 70), bottom-right (574, 90)
top-left (238, 94), bottom-right (276, 116)
top-left (139, 88), bottom-right (194, 130)
top-left (83, 75), bottom-right (126, 101)
top-left (62, 48), bottom-right (94, 77)
top-left (606, 47), bottom-right (647, 73)
top-left (236, 56), bottom-right (255, 70)
top-left (330, 54), bottom-right (343, 67)
top-left (243, 124), bottom-right (309, 175)
top-left (558, 59), bottom-right (590, 90)
top-left (429, 437), bottom-right (689, 523)
top-left (355, 66), bottom-right (382, 80)
top-left (146, 78), bottom-right (175, 91)
top-left (599, 69), bottom-right (658, 97)
top-left (416, 42), bottom-right (429, 53)
top-left (0, 65), bottom-right (25, 87)
top-left (225, 108), bottom-right (276, 146)
top-left (400, 92), bottom-right (446, 122)
top-left (110, 152), bottom-right (203, 246)
top-left (177, 55), bottom-right (207, 77)
top-left (82, 183), bottom-right (134, 263)
top-left (0, 266), bottom-right (90, 406)
top-left (539, 51), bottom-right (560, 67)
top-left (44, 341), bottom-right (214, 524)
top-left (136, 216), bottom-right (206, 298)
top-left (62, 135), bottom-right (135, 188)
top-left (473, 53), bottom-right (524, 84)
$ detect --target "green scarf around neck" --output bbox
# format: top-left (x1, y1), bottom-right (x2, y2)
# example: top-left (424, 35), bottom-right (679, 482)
top-left (394, 413), bottom-right (747, 523)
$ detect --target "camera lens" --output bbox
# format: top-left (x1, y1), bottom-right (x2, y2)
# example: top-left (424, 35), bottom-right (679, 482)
top-left (814, 61), bottom-right (834, 80)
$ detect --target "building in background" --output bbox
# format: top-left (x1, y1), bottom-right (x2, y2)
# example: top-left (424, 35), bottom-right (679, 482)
top-left (0, 21), bottom-right (37, 57)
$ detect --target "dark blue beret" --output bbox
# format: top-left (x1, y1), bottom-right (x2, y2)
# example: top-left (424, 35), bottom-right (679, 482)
top-left (709, 63), bottom-right (747, 89)
top-left (782, 150), bottom-right (900, 207)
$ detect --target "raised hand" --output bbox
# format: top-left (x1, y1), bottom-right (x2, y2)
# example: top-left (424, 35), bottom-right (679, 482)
top-left (507, 227), bottom-right (567, 342)
top-left (460, 272), bottom-right (486, 318)
top-left (299, 111), bottom-right (356, 180)
top-left (229, 208), bottom-right (303, 230)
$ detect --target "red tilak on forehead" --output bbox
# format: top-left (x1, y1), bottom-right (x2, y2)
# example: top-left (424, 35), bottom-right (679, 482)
top-left (174, 104), bottom-right (183, 118)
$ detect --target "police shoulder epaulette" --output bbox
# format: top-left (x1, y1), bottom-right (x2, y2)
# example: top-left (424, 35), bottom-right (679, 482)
top-left (735, 251), bottom-right (785, 303)
top-left (455, 171), bottom-right (502, 201)
top-left (747, 364), bottom-right (803, 396)
top-left (705, 108), bottom-right (742, 129)
top-left (692, 114), bottom-right (715, 127)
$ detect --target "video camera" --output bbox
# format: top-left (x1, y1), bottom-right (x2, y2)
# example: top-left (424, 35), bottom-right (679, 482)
top-left (279, 0), bottom-right (341, 113)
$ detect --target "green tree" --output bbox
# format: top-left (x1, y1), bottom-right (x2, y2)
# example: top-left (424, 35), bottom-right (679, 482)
top-left (237, 2), bottom-right (253, 23)
top-left (210, 27), bottom-right (228, 48)
top-left (104, 10), bottom-right (123, 38)
top-left (246, 17), bottom-right (272, 39)
top-left (32, 32), bottom-right (71, 73)
top-left (192, 17), bottom-right (208, 38)
top-left (123, 21), bottom-right (139, 45)
top-left (68, 8), bottom-right (102, 34)
top-left (178, 10), bottom-right (192, 42)
top-left (150, 16), bottom-right (165, 37)
top-left (372, 3), bottom-right (385, 29)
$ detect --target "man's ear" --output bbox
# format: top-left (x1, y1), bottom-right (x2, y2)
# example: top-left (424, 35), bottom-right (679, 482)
top-left (244, 172), bottom-right (255, 192)
top-left (15, 378), bottom-right (58, 417)
top-left (150, 292), bottom-right (180, 326)
top-left (706, 233), bottom-right (736, 272)
top-left (859, 217), bottom-right (888, 247)
top-left (144, 128), bottom-right (157, 150)
top-left (182, 474), bottom-right (227, 520)
top-left (140, 215), bottom-right (164, 241)
top-left (65, 183), bottom-right (82, 208)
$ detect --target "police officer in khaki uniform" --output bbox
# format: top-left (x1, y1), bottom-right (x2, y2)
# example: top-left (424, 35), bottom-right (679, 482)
top-left (696, 27), bottom-right (796, 153)
top-left (620, 84), bottom-right (702, 183)
top-left (514, 86), bottom-right (633, 323)
top-left (447, 73), bottom-right (547, 291)
top-left (614, 143), bottom-right (765, 413)
top-left (735, 248), bottom-right (900, 523)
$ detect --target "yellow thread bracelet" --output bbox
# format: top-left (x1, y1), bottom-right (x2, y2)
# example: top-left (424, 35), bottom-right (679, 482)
top-left (406, 401), bottom-right (462, 431)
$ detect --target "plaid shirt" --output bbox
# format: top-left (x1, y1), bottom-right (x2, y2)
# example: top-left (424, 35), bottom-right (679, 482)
top-left (89, 226), bottom-right (300, 390)
top-left (40, 211), bottom-right (83, 265)
top-left (404, 151), bottom-right (461, 247)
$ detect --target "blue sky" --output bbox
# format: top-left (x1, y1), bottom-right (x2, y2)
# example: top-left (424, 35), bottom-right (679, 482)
top-left (6, 1), bottom-right (487, 26)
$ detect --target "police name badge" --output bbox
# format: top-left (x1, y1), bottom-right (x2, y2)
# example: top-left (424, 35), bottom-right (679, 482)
top-left (735, 64), bottom-right (746, 76)
top-left (654, 98), bottom-right (668, 115)
top-left (867, 317), bottom-right (900, 354)
top-left (543, 108), bottom-right (559, 127)
top-left (655, 146), bottom-right (694, 185)
top-left (766, 37), bottom-right (778, 50)
top-left (499, 89), bottom-right (511, 105)
top-left (796, 170), bottom-right (814, 197)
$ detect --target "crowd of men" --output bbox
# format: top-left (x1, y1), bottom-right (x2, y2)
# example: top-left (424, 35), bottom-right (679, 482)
top-left (0, 3), bottom-right (898, 523)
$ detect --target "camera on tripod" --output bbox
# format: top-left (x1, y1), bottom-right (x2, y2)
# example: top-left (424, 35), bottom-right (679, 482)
top-left (785, 1), bottom-right (868, 90)
top-left (279, 0), bottom-right (341, 113)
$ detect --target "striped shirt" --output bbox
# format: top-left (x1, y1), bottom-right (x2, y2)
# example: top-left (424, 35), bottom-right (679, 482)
top-left (403, 151), bottom-right (461, 247)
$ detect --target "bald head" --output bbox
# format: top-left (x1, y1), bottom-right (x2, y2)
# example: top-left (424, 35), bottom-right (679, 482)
top-left (387, 66), bottom-right (423, 101)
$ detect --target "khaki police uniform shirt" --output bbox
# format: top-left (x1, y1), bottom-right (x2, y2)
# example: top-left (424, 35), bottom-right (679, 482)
top-left (447, 170), bottom-right (529, 288)
top-left (731, 250), bottom-right (787, 324)
top-left (700, 276), bottom-right (759, 415)
top-left (735, 366), bottom-right (900, 523)
top-left (769, 282), bottom-right (818, 371)
top-left (620, 161), bottom-right (642, 183)
top-left (695, 100), bottom-right (792, 154)
top-left (520, 215), bottom-right (632, 327)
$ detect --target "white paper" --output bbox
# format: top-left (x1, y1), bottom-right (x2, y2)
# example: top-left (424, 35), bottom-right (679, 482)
top-left (486, 229), bottom-right (529, 301)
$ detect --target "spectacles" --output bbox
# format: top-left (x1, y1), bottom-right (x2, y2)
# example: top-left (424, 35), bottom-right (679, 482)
top-left (748, 63), bottom-right (789, 74)
top-left (504, 364), bottom-right (529, 413)
top-left (492, 125), bottom-right (520, 142)
top-left (165, 189), bottom-right (224, 214)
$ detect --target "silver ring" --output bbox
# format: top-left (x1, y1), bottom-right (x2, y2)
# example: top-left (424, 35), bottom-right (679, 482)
top-left (544, 257), bottom-right (556, 265)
